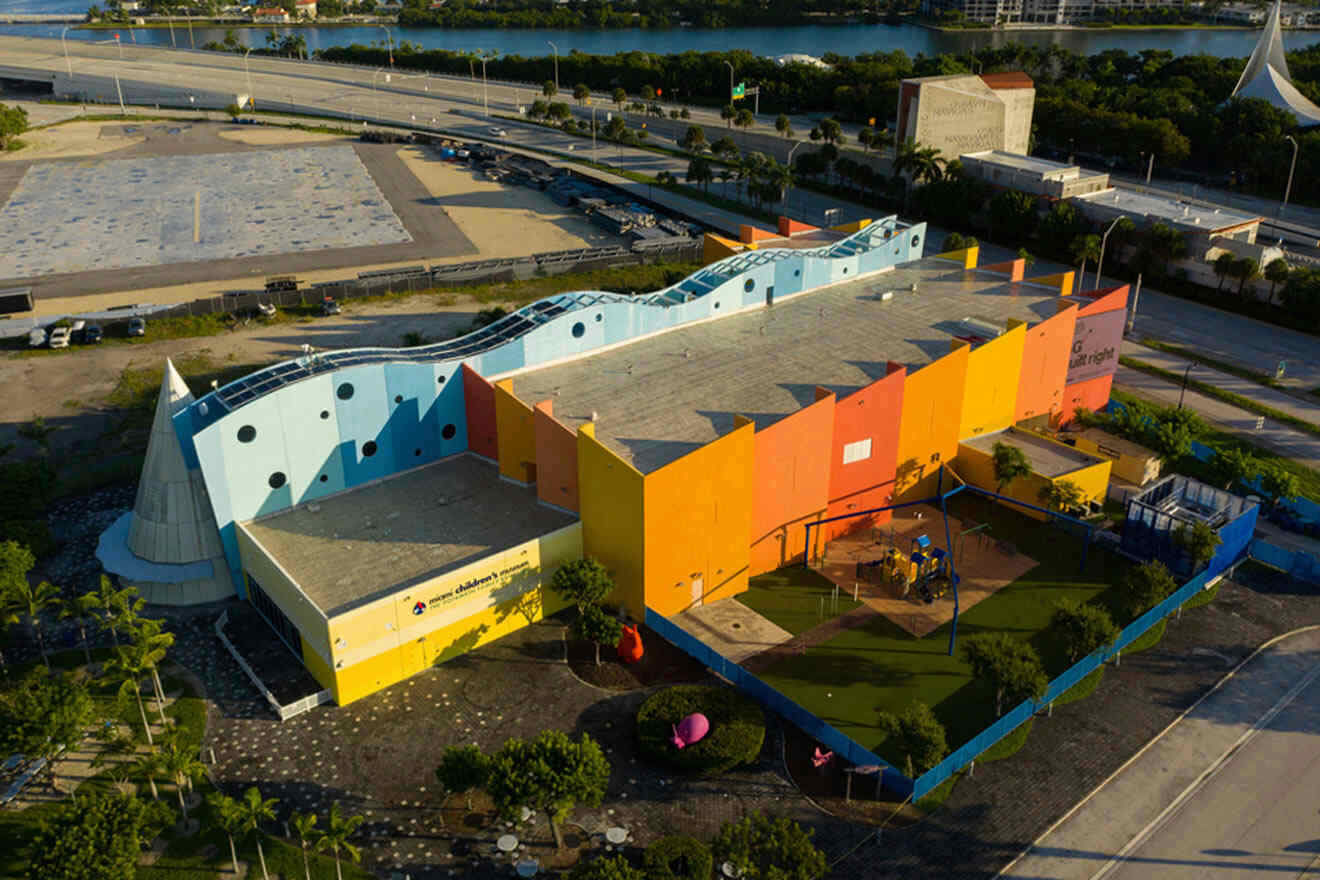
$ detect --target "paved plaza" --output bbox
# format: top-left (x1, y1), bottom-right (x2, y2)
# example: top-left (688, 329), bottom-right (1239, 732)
top-left (0, 142), bottom-right (411, 278)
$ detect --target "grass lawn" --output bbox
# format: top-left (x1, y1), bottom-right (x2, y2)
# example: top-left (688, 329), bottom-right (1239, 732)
top-left (754, 495), bottom-right (1132, 764)
top-left (737, 566), bottom-right (864, 636)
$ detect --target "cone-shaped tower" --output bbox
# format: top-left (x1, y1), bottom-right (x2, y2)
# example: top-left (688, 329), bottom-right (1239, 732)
top-left (1231, 0), bottom-right (1320, 126)
top-left (96, 359), bottom-right (233, 604)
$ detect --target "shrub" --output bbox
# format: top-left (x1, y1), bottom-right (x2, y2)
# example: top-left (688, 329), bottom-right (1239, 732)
top-left (643, 835), bottom-right (713, 880)
top-left (637, 685), bottom-right (765, 776)
top-left (876, 700), bottom-right (948, 774)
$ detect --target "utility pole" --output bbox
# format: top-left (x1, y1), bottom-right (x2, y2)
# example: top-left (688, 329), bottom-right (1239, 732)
top-left (1283, 134), bottom-right (1299, 215)
top-left (61, 26), bottom-right (72, 77)
top-left (548, 41), bottom-right (559, 95)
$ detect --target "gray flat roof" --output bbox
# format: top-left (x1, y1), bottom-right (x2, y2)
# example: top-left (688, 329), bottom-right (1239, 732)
top-left (242, 455), bottom-right (576, 617)
top-left (963, 150), bottom-right (1076, 176)
top-left (1074, 186), bottom-right (1259, 231)
top-left (511, 258), bottom-right (1070, 474)
top-left (962, 428), bottom-right (1104, 479)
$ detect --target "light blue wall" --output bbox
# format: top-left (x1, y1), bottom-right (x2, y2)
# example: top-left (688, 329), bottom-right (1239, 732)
top-left (185, 218), bottom-right (927, 595)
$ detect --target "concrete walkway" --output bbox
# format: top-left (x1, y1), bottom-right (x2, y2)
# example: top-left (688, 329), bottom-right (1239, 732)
top-left (998, 627), bottom-right (1320, 880)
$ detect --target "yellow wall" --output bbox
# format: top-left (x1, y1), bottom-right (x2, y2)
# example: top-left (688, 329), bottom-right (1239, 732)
top-left (830, 218), bottom-right (872, 234)
top-left (327, 523), bottom-right (582, 704)
top-left (576, 422), bottom-right (648, 617)
top-left (932, 246), bottom-right (978, 269)
top-left (954, 437), bottom-right (1112, 521)
top-left (494, 379), bottom-right (538, 484)
top-left (958, 323), bottom-right (1027, 440)
top-left (236, 524), bottom-right (331, 660)
top-left (703, 233), bottom-right (743, 264)
top-left (644, 421), bottom-right (756, 617)
top-left (300, 634), bottom-right (337, 693)
top-left (1074, 431), bottom-right (1161, 486)
top-left (1028, 271), bottom-right (1075, 298)
top-left (895, 346), bottom-right (970, 500)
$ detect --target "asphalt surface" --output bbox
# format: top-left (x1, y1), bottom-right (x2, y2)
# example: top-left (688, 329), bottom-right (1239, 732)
top-left (1001, 627), bottom-right (1320, 880)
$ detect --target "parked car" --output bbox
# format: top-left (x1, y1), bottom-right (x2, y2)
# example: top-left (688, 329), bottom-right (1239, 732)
top-left (128, 317), bottom-right (146, 337)
top-left (320, 298), bottom-right (341, 316)
top-left (488, 127), bottom-right (507, 137)
top-left (256, 302), bottom-right (277, 317)
top-left (27, 327), bottom-right (46, 348)
top-left (47, 326), bottom-right (71, 349)
top-left (81, 324), bottom-right (103, 344)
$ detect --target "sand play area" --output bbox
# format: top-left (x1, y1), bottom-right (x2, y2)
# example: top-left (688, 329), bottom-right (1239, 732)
top-left (216, 127), bottom-right (343, 146)
top-left (817, 505), bottom-right (1040, 637)
top-left (396, 145), bottom-right (619, 261)
top-left (0, 120), bottom-right (144, 162)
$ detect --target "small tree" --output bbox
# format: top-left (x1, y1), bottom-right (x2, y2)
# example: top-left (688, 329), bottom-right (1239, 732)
top-left (237, 786), bottom-right (279, 880)
top-left (573, 83), bottom-right (591, 105)
top-left (207, 793), bottom-right (245, 875)
top-left (686, 156), bottom-right (714, 192)
top-left (529, 98), bottom-right (549, 120)
top-left (157, 738), bottom-right (206, 820)
top-left (542, 80), bottom-right (558, 99)
top-left (734, 108), bottom-right (754, 130)
top-left (711, 136), bottom-right (738, 160)
top-left (611, 87), bottom-right (626, 109)
top-left (991, 442), bottom-right (1033, 497)
top-left (818, 117), bottom-right (843, 145)
top-left (316, 802), bottom-right (364, 880)
top-left (0, 669), bottom-right (93, 760)
top-left (83, 576), bottom-right (143, 647)
top-left (1264, 257), bottom-right (1290, 304)
top-left (775, 113), bottom-right (793, 138)
top-left (1, 102), bottom-right (30, 150)
top-left (961, 633), bottom-right (1048, 717)
top-left (1207, 446), bottom-right (1255, 491)
top-left (678, 124), bottom-right (707, 152)
top-left (1259, 463), bottom-right (1300, 510)
top-left (1070, 233), bottom-right (1102, 287)
top-left (876, 701), bottom-right (948, 774)
top-left (569, 855), bottom-right (646, 880)
top-left (486, 730), bottom-right (610, 850)
top-left (1172, 521), bottom-right (1222, 573)
top-left (1118, 560), bottom-right (1178, 620)
top-left (549, 558), bottom-right (614, 615)
top-left (1039, 480), bottom-right (1087, 515)
top-left (574, 603), bottom-right (623, 667)
top-left (1233, 256), bottom-right (1260, 297)
top-left (26, 792), bottom-right (169, 880)
top-left (548, 102), bottom-right (572, 123)
top-left (435, 744), bottom-right (489, 811)
top-left (291, 811), bottom-right (318, 880)
top-left (1213, 251), bottom-right (1236, 292)
top-left (1050, 598), bottom-right (1117, 662)
top-left (711, 811), bottom-right (827, 880)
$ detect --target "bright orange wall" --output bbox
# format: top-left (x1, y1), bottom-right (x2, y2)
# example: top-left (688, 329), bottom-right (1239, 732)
top-left (896, 345), bottom-right (970, 500)
top-left (494, 379), bottom-right (537, 484)
top-left (576, 423), bottom-right (646, 616)
top-left (1014, 305), bottom-right (1077, 423)
top-left (748, 395), bottom-right (834, 576)
top-left (1028, 271), bottom-right (1075, 298)
top-left (981, 259), bottom-right (1025, 282)
top-left (824, 364), bottom-right (906, 543)
top-left (533, 400), bottom-right (579, 513)
top-left (462, 364), bottom-right (498, 460)
top-left (959, 323), bottom-right (1027, 440)
top-left (644, 422), bottom-right (756, 617)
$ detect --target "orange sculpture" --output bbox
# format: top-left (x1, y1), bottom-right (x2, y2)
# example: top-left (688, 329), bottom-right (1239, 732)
top-left (617, 624), bottom-right (644, 664)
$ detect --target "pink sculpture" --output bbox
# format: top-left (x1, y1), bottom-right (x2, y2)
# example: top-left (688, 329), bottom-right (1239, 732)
top-left (617, 624), bottom-right (644, 664)
top-left (812, 747), bottom-right (834, 769)
top-left (670, 713), bottom-right (710, 750)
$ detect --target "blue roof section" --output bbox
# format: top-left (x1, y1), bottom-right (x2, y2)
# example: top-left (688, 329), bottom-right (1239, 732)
top-left (186, 218), bottom-right (910, 434)
top-left (96, 512), bottom-right (215, 584)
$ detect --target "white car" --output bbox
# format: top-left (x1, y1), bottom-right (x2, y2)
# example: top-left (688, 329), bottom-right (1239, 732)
top-left (488, 127), bottom-right (507, 137)
top-left (257, 302), bottom-right (277, 317)
top-left (48, 326), bottom-right (71, 349)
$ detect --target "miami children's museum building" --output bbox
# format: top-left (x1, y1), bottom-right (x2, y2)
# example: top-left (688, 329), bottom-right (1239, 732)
top-left (97, 216), bottom-right (1127, 705)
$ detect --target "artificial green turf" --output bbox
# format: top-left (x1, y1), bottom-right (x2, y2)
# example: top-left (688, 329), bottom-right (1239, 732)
top-left (754, 496), bottom-right (1131, 764)
top-left (736, 566), bottom-right (864, 636)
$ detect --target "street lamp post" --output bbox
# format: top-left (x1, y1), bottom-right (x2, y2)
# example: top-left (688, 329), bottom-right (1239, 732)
top-left (186, 15), bottom-right (194, 50)
top-left (243, 47), bottom-right (254, 108)
top-left (1095, 214), bottom-right (1127, 292)
top-left (115, 32), bottom-right (123, 60)
top-left (1283, 134), bottom-right (1299, 215)
top-left (378, 25), bottom-right (393, 67)
top-left (371, 66), bottom-right (385, 124)
top-left (166, 13), bottom-right (176, 49)
top-left (61, 27), bottom-right (72, 77)
top-left (1146, 152), bottom-right (1154, 184)
top-left (479, 53), bottom-right (491, 117)
top-left (1178, 362), bottom-right (1194, 410)
top-left (786, 140), bottom-right (804, 214)
top-left (723, 60), bottom-right (734, 105)
top-left (547, 41), bottom-right (559, 96)
top-left (591, 104), bottom-right (597, 163)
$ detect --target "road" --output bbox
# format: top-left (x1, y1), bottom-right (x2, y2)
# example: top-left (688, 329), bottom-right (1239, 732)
top-left (1001, 628), bottom-right (1320, 880)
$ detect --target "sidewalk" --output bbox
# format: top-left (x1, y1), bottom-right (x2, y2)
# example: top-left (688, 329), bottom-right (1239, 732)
top-left (999, 627), bottom-right (1320, 880)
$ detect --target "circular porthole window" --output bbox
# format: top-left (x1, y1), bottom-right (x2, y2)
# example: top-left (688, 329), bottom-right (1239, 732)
top-left (268, 472), bottom-right (287, 489)
top-left (319, 474), bottom-right (328, 483)
top-left (714, 302), bottom-right (720, 309)
top-left (337, 383), bottom-right (354, 401)
top-left (362, 441), bottom-right (378, 457)
top-left (912, 235), bottom-right (921, 247)
top-left (442, 424), bottom-right (457, 440)
top-left (320, 410), bottom-right (330, 420)
top-left (237, 425), bottom-right (256, 443)
top-left (437, 375), bottom-right (446, 385)
top-left (843, 267), bottom-right (849, 274)
top-left (794, 269), bottom-right (801, 277)
top-left (571, 321), bottom-right (585, 339)
top-left (744, 278), bottom-right (755, 293)
top-left (414, 448), bottom-right (422, 456)
top-left (394, 394), bottom-right (403, 404)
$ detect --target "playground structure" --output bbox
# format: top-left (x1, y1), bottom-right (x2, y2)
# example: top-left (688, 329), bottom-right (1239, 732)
top-left (854, 534), bottom-right (956, 604)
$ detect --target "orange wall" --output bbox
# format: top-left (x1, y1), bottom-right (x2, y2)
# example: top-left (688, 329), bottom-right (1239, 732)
top-left (748, 395), bottom-right (834, 576)
top-left (644, 422), bottom-right (756, 617)
top-left (494, 379), bottom-right (537, 484)
top-left (533, 400), bottom-right (579, 513)
top-left (959, 323), bottom-right (1027, 440)
top-left (1014, 304), bottom-right (1078, 423)
top-left (981, 259), bottom-right (1025, 282)
top-left (576, 423), bottom-right (647, 616)
top-left (462, 365), bottom-right (498, 460)
top-left (896, 345), bottom-right (970, 500)
top-left (824, 364), bottom-right (906, 543)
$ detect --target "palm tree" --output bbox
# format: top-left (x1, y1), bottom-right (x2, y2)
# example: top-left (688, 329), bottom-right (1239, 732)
top-left (237, 786), bottom-right (279, 880)
top-left (131, 618), bottom-right (175, 723)
top-left (766, 159), bottom-right (794, 204)
top-left (1233, 256), bottom-right (1260, 297)
top-left (818, 117), bottom-right (844, 145)
top-left (84, 577), bottom-right (143, 648)
top-left (61, 592), bottom-right (100, 668)
top-left (686, 157), bottom-right (713, 193)
top-left (132, 748), bottom-right (161, 801)
top-left (611, 87), bottom-right (626, 110)
top-left (207, 792), bottom-right (245, 875)
top-left (892, 141), bottom-right (945, 186)
top-left (291, 811), bottom-right (319, 880)
top-left (158, 738), bottom-right (206, 820)
top-left (1213, 251), bottom-right (1236, 292)
top-left (316, 802), bottom-right (365, 880)
top-left (572, 83), bottom-right (590, 106)
top-left (1, 578), bottom-right (61, 668)
top-left (116, 628), bottom-right (171, 727)
top-left (106, 646), bottom-right (156, 745)
top-left (775, 113), bottom-right (793, 138)
top-left (1264, 257), bottom-right (1290, 304)
top-left (1070, 233), bottom-right (1102, 289)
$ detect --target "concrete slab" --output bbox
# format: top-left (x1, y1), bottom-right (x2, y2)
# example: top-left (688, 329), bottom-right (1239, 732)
top-left (673, 598), bottom-right (794, 665)
top-left (963, 427), bottom-right (1105, 479)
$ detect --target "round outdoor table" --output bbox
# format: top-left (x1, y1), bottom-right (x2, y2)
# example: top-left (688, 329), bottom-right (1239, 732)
top-left (605, 827), bottom-right (628, 845)
top-left (497, 834), bottom-right (519, 853)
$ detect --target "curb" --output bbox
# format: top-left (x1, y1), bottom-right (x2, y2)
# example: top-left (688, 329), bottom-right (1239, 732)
top-left (995, 623), bottom-right (1320, 878)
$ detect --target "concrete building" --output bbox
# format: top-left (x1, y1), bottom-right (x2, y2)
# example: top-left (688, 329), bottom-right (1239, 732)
top-left (925, 0), bottom-right (1189, 24)
top-left (252, 6), bottom-right (289, 21)
top-left (960, 150), bottom-right (1111, 199)
top-left (102, 217), bottom-right (1134, 706)
top-left (896, 73), bottom-right (1035, 160)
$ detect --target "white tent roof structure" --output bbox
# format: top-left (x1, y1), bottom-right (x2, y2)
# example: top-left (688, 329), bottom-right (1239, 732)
top-left (1232, 0), bottom-right (1320, 126)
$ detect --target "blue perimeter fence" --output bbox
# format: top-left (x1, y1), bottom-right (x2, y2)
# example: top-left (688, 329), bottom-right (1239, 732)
top-left (645, 493), bottom-right (1257, 802)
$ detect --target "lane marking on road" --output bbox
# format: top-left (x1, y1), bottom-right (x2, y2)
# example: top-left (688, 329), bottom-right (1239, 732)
top-left (996, 624), bottom-right (1320, 878)
top-left (1089, 659), bottom-right (1320, 880)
